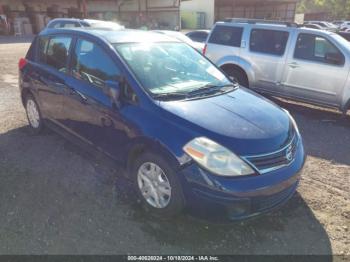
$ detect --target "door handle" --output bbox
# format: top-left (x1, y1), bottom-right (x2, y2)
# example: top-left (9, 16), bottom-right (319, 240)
top-left (288, 62), bottom-right (300, 69)
top-left (69, 88), bottom-right (88, 103)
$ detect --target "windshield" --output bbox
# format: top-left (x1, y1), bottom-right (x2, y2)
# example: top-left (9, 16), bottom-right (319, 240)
top-left (331, 33), bottom-right (350, 49)
top-left (114, 42), bottom-right (232, 97)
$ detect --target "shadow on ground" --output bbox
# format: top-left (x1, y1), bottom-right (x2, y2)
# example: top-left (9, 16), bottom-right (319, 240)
top-left (0, 125), bottom-right (332, 255)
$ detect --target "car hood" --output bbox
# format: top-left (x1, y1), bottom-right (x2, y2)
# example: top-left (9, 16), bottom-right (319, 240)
top-left (158, 88), bottom-right (293, 156)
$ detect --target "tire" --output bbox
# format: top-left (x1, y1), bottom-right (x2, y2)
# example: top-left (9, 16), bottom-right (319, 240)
top-left (24, 94), bottom-right (44, 134)
top-left (224, 67), bottom-right (249, 87)
top-left (131, 152), bottom-right (185, 218)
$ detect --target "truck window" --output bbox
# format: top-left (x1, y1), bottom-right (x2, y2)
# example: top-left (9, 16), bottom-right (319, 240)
top-left (208, 25), bottom-right (243, 47)
top-left (294, 33), bottom-right (345, 65)
top-left (250, 29), bottom-right (289, 56)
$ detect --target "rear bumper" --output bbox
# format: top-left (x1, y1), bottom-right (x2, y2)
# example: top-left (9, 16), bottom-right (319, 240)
top-left (178, 137), bottom-right (305, 220)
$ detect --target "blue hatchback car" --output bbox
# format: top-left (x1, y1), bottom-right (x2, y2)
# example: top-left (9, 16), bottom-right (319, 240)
top-left (19, 28), bottom-right (305, 219)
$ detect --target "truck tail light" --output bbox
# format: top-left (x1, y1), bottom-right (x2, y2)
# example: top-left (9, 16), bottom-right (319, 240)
top-left (202, 44), bottom-right (207, 56)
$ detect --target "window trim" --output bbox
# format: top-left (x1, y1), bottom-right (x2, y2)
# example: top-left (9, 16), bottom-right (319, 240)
top-left (249, 28), bottom-right (290, 57)
top-left (208, 25), bottom-right (244, 48)
top-left (293, 33), bottom-right (345, 67)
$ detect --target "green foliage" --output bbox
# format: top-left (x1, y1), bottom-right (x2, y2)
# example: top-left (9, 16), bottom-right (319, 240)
top-left (297, 0), bottom-right (350, 19)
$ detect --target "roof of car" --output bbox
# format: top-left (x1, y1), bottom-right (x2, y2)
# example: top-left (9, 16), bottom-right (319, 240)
top-left (48, 18), bottom-right (83, 23)
top-left (39, 28), bottom-right (181, 44)
top-left (215, 20), bottom-right (338, 35)
top-left (187, 30), bottom-right (210, 33)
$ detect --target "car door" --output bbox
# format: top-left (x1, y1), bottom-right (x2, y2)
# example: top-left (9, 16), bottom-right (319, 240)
top-left (62, 37), bottom-right (131, 160)
top-left (244, 28), bottom-right (290, 93)
top-left (32, 35), bottom-right (72, 123)
top-left (282, 33), bottom-right (348, 106)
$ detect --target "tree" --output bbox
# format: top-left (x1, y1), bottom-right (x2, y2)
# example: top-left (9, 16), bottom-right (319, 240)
top-left (297, 0), bottom-right (350, 19)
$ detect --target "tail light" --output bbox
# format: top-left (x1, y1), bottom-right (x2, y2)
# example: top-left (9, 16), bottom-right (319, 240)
top-left (18, 58), bottom-right (27, 70)
top-left (202, 44), bottom-right (207, 56)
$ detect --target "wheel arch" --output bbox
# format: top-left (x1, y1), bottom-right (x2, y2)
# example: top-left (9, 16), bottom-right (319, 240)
top-left (21, 88), bottom-right (33, 106)
top-left (218, 57), bottom-right (255, 85)
top-left (220, 63), bottom-right (249, 87)
top-left (125, 138), bottom-right (185, 177)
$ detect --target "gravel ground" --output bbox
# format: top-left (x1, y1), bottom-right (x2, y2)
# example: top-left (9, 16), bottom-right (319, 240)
top-left (0, 38), bottom-right (349, 256)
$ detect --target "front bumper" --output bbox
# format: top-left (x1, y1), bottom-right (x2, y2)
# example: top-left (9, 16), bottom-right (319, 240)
top-left (178, 137), bottom-right (306, 220)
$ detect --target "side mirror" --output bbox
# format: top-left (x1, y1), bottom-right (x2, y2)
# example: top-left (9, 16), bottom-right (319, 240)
top-left (103, 79), bottom-right (123, 103)
top-left (325, 52), bottom-right (343, 65)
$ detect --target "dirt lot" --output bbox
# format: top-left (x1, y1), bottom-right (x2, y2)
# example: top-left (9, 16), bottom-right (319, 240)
top-left (0, 37), bottom-right (349, 256)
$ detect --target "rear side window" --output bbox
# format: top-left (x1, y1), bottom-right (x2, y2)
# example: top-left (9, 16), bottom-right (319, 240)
top-left (26, 37), bottom-right (37, 60)
top-left (45, 36), bottom-right (72, 72)
top-left (250, 29), bottom-right (289, 56)
top-left (72, 39), bottom-right (121, 89)
top-left (37, 36), bottom-right (49, 63)
top-left (189, 32), bottom-right (208, 43)
top-left (209, 25), bottom-right (243, 47)
top-left (294, 34), bottom-right (345, 65)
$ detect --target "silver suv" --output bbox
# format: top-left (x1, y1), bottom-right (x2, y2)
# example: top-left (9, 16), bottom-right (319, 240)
top-left (204, 19), bottom-right (350, 114)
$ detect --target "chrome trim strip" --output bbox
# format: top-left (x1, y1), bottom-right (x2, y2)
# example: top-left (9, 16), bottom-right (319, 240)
top-left (242, 135), bottom-right (299, 174)
top-left (243, 134), bottom-right (297, 159)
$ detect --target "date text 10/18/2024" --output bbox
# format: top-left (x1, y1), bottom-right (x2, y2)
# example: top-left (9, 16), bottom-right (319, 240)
top-left (127, 256), bottom-right (220, 261)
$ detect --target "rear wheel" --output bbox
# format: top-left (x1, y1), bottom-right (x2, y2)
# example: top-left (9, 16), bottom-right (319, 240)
top-left (132, 152), bottom-right (185, 218)
top-left (25, 94), bottom-right (44, 134)
top-left (223, 67), bottom-right (249, 87)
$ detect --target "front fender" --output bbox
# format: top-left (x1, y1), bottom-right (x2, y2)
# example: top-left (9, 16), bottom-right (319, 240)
top-left (216, 56), bottom-right (256, 84)
top-left (121, 105), bottom-right (195, 170)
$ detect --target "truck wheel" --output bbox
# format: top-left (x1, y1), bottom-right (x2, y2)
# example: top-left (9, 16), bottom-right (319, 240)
top-left (132, 152), bottom-right (185, 218)
top-left (224, 67), bottom-right (249, 87)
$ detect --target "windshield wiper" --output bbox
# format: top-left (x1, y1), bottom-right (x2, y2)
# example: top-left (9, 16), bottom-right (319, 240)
top-left (187, 83), bottom-right (237, 97)
top-left (153, 92), bottom-right (188, 101)
top-left (153, 83), bottom-right (238, 101)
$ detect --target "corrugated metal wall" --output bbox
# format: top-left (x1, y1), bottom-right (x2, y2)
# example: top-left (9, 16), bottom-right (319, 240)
top-left (215, 0), bottom-right (298, 22)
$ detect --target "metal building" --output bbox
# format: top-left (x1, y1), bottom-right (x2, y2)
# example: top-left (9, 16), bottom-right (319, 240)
top-left (215, 0), bottom-right (299, 22)
top-left (0, 0), bottom-right (184, 35)
top-left (181, 0), bottom-right (299, 29)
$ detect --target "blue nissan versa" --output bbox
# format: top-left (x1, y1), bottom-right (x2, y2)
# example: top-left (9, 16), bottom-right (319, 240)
top-left (19, 28), bottom-right (305, 219)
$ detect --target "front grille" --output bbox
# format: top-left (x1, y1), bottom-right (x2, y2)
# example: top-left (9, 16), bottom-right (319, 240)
top-left (244, 132), bottom-right (298, 174)
top-left (251, 182), bottom-right (298, 212)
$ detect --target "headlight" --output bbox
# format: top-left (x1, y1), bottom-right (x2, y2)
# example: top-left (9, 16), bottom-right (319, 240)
top-left (284, 109), bottom-right (300, 134)
top-left (183, 137), bottom-right (255, 177)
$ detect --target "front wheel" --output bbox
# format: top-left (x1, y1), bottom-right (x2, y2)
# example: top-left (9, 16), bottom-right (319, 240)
top-left (132, 152), bottom-right (185, 218)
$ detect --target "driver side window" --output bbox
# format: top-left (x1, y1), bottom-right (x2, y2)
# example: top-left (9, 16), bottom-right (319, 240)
top-left (72, 39), bottom-right (121, 89)
top-left (294, 34), bottom-right (345, 65)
